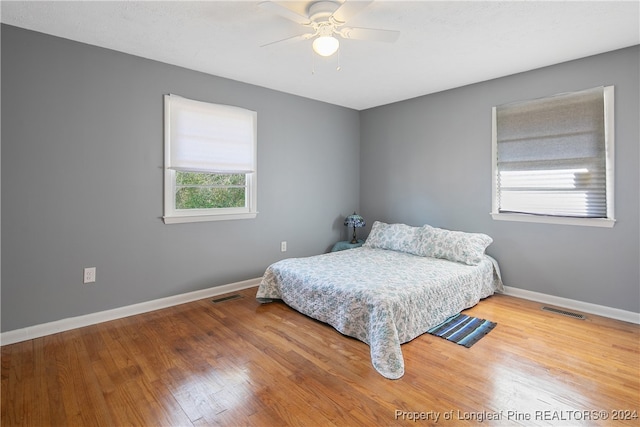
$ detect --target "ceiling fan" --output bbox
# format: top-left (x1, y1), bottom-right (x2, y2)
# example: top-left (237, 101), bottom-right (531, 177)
top-left (259, 0), bottom-right (400, 57)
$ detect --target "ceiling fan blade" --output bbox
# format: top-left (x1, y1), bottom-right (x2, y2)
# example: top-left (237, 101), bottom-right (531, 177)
top-left (331, 0), bottom-right (373, 24)
top-left (339, 27), bottom-right (400, 43)
top-left (258, 1), bottom-right (311, 25)
top-left (260, 33), bottom-right (314, 48)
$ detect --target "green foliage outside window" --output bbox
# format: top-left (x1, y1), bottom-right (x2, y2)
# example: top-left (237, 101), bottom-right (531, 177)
top-left (176, 172), bottom-right (246, 209)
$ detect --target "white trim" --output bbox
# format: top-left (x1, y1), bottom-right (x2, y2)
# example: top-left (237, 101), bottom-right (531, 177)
top-left (603, 85), bottom-right (615, 221)
top-left (491, 106), bottom-right (498, 215)
top-left (3, 279), bottom-right (636, 346)
top-left (1, 278), bottom-right (261, 346)
top-left (163, 211), bottom-right (258, 224)
top-left (501, 285), bottom-right (639, 325)
top-left (490, 212), bottom-right (615, 228)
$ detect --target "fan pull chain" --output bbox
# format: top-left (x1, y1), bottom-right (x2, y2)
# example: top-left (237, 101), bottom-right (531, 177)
top-left (310, 45), bottom-right (342, 74)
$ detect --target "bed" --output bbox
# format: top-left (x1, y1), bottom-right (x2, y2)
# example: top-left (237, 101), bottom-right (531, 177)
top-left (256, 222), bottom-right (503, 379)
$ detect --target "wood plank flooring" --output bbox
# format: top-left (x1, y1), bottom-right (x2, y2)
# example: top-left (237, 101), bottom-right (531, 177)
top-left (2, 287), bottom-right (639, 426)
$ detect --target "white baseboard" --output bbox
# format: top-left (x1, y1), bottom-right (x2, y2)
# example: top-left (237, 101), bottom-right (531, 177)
top-left (502, 286), bottom-right (640, 325)
top-left (1, 278), bottom-right (262, 346)
top-left (3, 280), bottom-right (637, 346)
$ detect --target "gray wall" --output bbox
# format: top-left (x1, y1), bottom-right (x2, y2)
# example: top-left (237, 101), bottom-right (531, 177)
top-left (360, 46), bottom-right (639, 313)
top-left (2, 24), bottom-right (638, 333)
top-left (1, 25), bottom-right (360, 331)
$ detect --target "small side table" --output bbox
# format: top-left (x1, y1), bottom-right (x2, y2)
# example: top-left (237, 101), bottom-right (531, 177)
top-left (331, 240), bottom-right (364, 252)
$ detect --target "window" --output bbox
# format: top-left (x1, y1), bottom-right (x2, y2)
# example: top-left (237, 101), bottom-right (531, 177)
top-left (491, 86), bottom-right (615, 227)
top-left (163, 94), bottom-right (257, 224)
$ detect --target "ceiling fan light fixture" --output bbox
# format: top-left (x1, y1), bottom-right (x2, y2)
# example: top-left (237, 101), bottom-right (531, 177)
top-left (312, 36), bottom-right (339, 57)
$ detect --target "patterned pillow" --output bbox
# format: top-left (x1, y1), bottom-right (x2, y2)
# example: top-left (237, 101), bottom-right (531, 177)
top-left (363, 221), bottom-right (422, 255)
top-left (416, 225), bottom-right (493, 265)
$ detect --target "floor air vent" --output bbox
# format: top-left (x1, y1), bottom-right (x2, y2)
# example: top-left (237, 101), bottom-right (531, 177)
top-left (541, 306), bottom-right (586, 320)
top-left (212, 294), bottom-right (243, 304)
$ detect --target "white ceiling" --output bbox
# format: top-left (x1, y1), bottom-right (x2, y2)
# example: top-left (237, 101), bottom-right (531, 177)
top-left (2, 1), bottom-right (639, 110)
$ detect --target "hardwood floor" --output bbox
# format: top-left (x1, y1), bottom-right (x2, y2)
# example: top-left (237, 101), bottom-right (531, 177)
top-left (2, 287), bottom-right (639, 426)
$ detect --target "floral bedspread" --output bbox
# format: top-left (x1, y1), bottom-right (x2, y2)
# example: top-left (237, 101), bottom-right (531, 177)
top-left (256, 247), bottom-right (503, 379)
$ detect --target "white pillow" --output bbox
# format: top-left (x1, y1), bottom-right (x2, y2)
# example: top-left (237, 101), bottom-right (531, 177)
top-left (416, 225), bottom-right (493, 265)
top-left (363, 221), bottom-right (422, 255)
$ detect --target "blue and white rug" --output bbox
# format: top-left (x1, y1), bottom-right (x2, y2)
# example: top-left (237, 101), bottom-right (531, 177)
top-left (427, 314), bottom-right (496, 348)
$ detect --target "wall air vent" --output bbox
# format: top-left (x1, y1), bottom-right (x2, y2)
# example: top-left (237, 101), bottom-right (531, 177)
top-left (541, 306), bottom-right (586, 320)
top-left (212, 294), bottom-right (243, 304)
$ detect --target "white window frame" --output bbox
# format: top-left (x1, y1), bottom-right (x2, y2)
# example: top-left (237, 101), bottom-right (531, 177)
top-left (163, 95), bottom-right (258, 224)
top-left (491, 86), bottom-right (615, 228)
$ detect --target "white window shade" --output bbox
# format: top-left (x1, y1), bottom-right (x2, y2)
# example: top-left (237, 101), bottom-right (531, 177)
top-left (166, 95), bottom-right (256, 174)
top-left (494, 86), bottom-right (613, 220)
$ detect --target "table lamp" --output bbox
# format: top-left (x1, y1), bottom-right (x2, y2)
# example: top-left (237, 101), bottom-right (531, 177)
top-left (344, 212), bottom-right (365, 244)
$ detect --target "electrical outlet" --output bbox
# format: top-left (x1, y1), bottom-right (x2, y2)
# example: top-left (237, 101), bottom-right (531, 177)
top-left (83, 267), bottom-right (96, 284)
top-left (280, 241), bottom-right (287, 252)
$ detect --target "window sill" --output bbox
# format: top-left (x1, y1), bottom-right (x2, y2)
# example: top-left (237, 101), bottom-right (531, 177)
top-left (490, 212), bottom-right (615, 228)
top-left (163, 212), bottom-right (257, 224)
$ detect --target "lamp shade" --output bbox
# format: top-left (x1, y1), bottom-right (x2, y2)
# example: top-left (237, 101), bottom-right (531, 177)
top-left (313, 36), bottom-right (340, 57)
top-left (344, 212), bottom-right (365, 228)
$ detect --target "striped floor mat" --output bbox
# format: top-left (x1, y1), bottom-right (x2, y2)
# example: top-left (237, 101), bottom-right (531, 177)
top-left (427, 314), bottom-right (496, 348)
